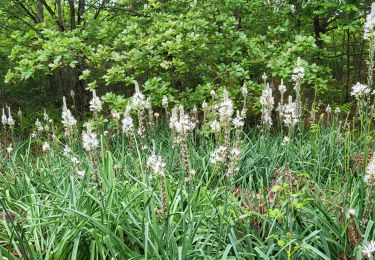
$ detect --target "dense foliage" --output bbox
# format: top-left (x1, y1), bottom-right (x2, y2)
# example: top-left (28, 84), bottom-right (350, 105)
top-left (0, 0), bottom-right (372, 114)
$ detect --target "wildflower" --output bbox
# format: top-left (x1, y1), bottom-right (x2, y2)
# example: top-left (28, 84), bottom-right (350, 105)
top-left (42, 142), bottom-right (50, 153)
top-left (362, 241), bottom-right (375, 258)
top-left (210, 90), bottom-right (217, 99)
top-left (162, 95), bottom-right (168, 107)
top-left (111, 110), bottom-right (120, 120)
top-left (202, 101), bottom-right (208, 110)
top-left (241, 84), bottom-right (248, 99)
top-left (210, 119), bottom-right (221, 133)
top-left (364, 154), bottom-right (375, 187)
top-left (35, 119), bottom-right (43, 132)
top-left (210, 146), bottom-right (227, 165)
top-left (282, 136), bottom-right (290, 146)
top-left (145, 97), bottom-right (155, 128)
top-left (61, 97), bottom-right (77, 135)
top-left (132, 82), bottom-right (146, 137)
top-left (261, 72), bottom-right (268, 82)
top-left (170, 105), bottom-right (196, 135)
top-left (6, 107), bottom-right (14, 126)
top-left (227, 147), bottom-right (241, 177)
top-left (260, 83), bottom-right (274, 129)
top-left (122, 105), bottom-right (134, 134)
top-left (185, 169), bottom-right (196, 182)
top-left (278, 80), bottom-right (287, 94)
top-left (147, 143), bottom-right (168, 217)
top-left (169, 106), bottom-right (195, 173)
top-left (43, 109), bottom-right (49, 121)
top-left (89, 90), bottom-right (102, 113)
top-left (82, 123), bottom-right (98, 152)
top-left (346, 208), bottom-right (357, 219)
top-left (351, 82), bottom-right (370, 98)
top-left (63, 145), bottom-right (71, 156)
top-left (17, 108), bottom-right (22, 121)
top-left (132, 81), bottom-right (145, 108)
top-left (282, 95), bottom-right (299, 129)
top-left (154, 112), bottom-right (160, 119)
top-left (218, 89), bottom-right (234, 123)
top-left (76, 169), bottom-right (85, 179)
top-left (70, 89), bottom-right (75, 98)
top-left (1, 108), bottom-right (7, 125)
top-left (326, 105), bottom-right (331, 113)
top-left (335, 107), bottom-right (341, 114)
top-left (232, 111), bottom-right (244, 129)
top-left (6, 144), bottom-right (13, 154)
top-left (364, 3), bottom-right (375, 40)
top-left (278, 80), bottom-right (287, 119)
top-left (71, 156), bottom-right (80, 165)
top-left (292, 57), bottom-right (305, 82)
top-left (147, 152), bottom-right (166, 176)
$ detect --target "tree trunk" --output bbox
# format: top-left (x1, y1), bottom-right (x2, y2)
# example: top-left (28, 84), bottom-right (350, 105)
top-left (294, 1), bottom-right (302, 33)
top-left (313, 16), bottom-right (325, 49)
top-left (37, 0), bottom-right (44, 22)
top-left (56, 0), bottom-right (65, 31)
top-left (74, 58), bottom-right (89, 112)
top-left (78, 0), bottom-right (85, 25)
top-left (68, 0), bottom-right (76, 29)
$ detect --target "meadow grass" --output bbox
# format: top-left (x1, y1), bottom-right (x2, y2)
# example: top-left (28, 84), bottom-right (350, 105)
top-left (0, 121), bottom-right (373, 259)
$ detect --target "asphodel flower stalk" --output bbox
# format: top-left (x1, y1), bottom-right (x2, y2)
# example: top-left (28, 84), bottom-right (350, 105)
top-left (169, 105), bottom-right (196, 176)
top-left (82, 123), bottom-right (101, 191)
top-left (147, 144), bottom-right (167, 218)
top-left (260, 83), bottom-right (274, 130)
top-left (132, 82), bottom-right (146, 138)
top-left (362, 153), bottom-right (375, 228)
top-left (292, 57), bottom-right (305, 123)
top-left (219, 89), bottom-right (234, 159)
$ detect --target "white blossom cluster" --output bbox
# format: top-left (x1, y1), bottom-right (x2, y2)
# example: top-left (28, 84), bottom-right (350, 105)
top-left (278, 80), bottom-right (287, 94)
top-left (362, 240), bottom-right (375, 259)
top-left (82, 123), bottom-right (98, 152)
top-left (210, 119), bottom-right (220, 133)
top-left (346, 208), bottom-right (357, 219)
top-left (260, 83), bottom-right (274, 129)
top-left (277, 80), bottom-right (287, 118)
top-left (325, 105), bottom-right (331, 114)
top-left (364, 3), bottom-right (375, 40)
top-left (162, 95), bottom-right (168, 107)
top-left (1, 107), bottom-right (15, 127)
top-left (42, 142), bottom-right (50, 153)
top-left (132, 82), bottom-right (146, 109)
top-left (218, 89), bottom-right (234, 123)
top-left (61, 97), bottom-right (77, 135)
top-left (241, 85), bottom-right (248, 99)
top-left (122, 105), bottom-right (134, 134)
top-left (351, 82), bottom-right (371, 98)
top-left (169, 105), bottom-right (196, 135)
top-left (5, 143), bottom-right (13, 154)
top-left (232, 110), bottom-right (244, 129)
top-left (111, 110), bottom-right (121, 121)
top-left (282, 136), bottom-right (290, 146)
top-left (147, 151), bottom-right (166, 176)
top-left (89, 90), bottom-right (102, 113)
top-left (282, 96), bottom-right (299, 128)
top-left (364, 153), bottom-right (375, 187)
top-left (209, 146), bottom-right (227, 165)
top-left (292, 57), bottom-right (305, 82)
